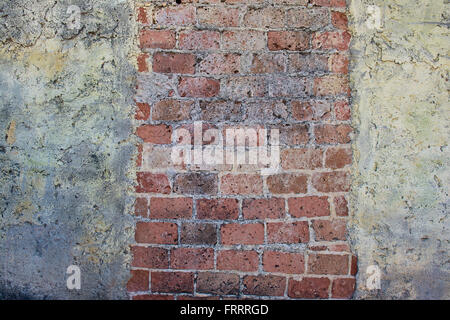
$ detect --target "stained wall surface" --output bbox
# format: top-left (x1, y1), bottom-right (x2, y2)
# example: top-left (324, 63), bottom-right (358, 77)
top-left (349, 0), bottom-right (449, 299)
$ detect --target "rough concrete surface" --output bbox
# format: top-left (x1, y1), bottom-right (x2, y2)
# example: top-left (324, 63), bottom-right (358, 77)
top-left (349, 0), bottom-right (449, 299)
top-left (0, 0), bottom-right (136, 299)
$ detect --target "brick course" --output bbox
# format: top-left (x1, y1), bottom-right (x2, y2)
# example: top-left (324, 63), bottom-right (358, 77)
top-left (131, 0), bottom-right (354, 300)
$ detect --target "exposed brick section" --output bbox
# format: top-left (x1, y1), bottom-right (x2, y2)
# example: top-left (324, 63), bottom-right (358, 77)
top-left (132, 1), bottom-right (355, 300)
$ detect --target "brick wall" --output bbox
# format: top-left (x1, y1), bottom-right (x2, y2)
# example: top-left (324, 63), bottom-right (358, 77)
top-left (129, 0), bottom-right (356, 299)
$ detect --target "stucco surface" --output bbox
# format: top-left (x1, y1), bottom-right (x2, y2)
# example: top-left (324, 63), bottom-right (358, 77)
top-left (349, 0), bottom-right (449, 299)
top-left (0, 0), bottom-right (136, 299)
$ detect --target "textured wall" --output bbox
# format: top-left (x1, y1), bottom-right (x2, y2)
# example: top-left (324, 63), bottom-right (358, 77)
top-left (0, 0), bottom-right (136, 299)
top-left (349, 0), bottom-right (449, 299)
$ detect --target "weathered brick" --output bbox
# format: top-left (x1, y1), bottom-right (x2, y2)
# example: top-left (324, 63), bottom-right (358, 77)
top-left (329, 53), bottom-right (349, 74)
top-left (332, 278), bottom-right (355, 298)
top-left (197, 6), bottom-right (240, 27)
top-left (242, 198), bottom-right (285, 219)
top-left (136, 172), bottom-right (171, 194)
top-left (221, 174), bottom-right (263, 195)
top-left (268, 31), bottom-right (310, 51)
top-left (180, 223), bottom-right (217, 245)
top-left (200, 100), bottom-right (242, 121)
top-left (136, 124), bottom-right (172, 144)
top-left (312, 219), bottom-right (347, 241)
top-left (250, 53), bottom-right (286, 74)
top-left (140, 30), bottom-right (176, 49)
top-left (137, 53), bottom-right (149, 73)
top-left (314, 75), bottom-right (350, 96)
top-left (279, 124), bottom-right (310, 145)
top-left (325, 147), bottom-right (352, 169)
top-left (350, 255), bottom-right (358, 276)
top-left (150, 197), bottom-right (193, 219)
top-left (288, 196), bottom-right (330, 218)
top-left (127, 270), bottom-right (149, 292)
top-left (198, 54), bottom-right (241, 75)
top-left (334, 99), bottom-right (351, 120)
top-left (288, 277), bottom-right (330, 298)
top-left (334, 195), bottom-right (348, 216)
top-left (153, 52), bottom-right (196, 74)
top-left (196, 272), bottom-right (240, 295)
top-left (197, 198), bottom-right (239, 220)
top-left (311, 0), bottom-right (346, 7)
top-left (245, 101), bottom-right (289, 123)
top-left (222, 76), bottom-right (266, 98)
top-left (281, 148), bottom-right (323, 170)
top-left (292, 100), bottom-right (332, 121)
top-left (137, 7), bottom-right (148, 24)
top-left (178, 77), bottom-right (220, 97)
top-left (286, 8), bottom-right (330, 30)
top-left (243, 275), bottom-right (286, 296)
top-left (178, 30), bottom-right (220, 50)
top-left (312, 31), bottom-right (351, 51)
top-left (289, 54), bottom-right (329, 73)
top-left (243, 7), bottom-right (285, 28)
top-left (332, 11), bottom-right (348, 30)
top-left (173, 173), bottom-right (218, 195)
top-left (135, 197), bottom-right (148, 217)
top-left (151, 272), bottom-right (194, 293)
top-left (152, 99), bottom-right (193, 121)
top-left (267, 221), bottom-right (309, 244)
top-left (223, 31), bottom-right (266, 51)
top-left (135, 222), bottom-right (178, 244)
top-left (221, 223), bottom-right (264, 245)
top-left (217, 250), bottom-right (259, 271)
top-left (155, 6), bottom-right (196, 26)
top-left (268, 76), bottom-right (311, 97)
top-left (170, 248), bottom-right (214, 270)
top-left (308, 253), bottom-right (348, 275)
top-left (131, 246), bottom-right (169, 269)
top-left (267, 174), bottom-right (308, 194)
top-left (263, 251), bottom-right (305, 274)
top-left (135, 102), bottom-right (150, 120)
top-left (133, 294), bottom-right (174, 300)
top-left (312, 171), bottom-right (350, 192)
top-left (314, 124), bottom-right (352, 144)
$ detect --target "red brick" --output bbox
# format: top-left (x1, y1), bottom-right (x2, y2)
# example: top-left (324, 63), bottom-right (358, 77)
top-left (137, 7), bottom-right (148, 24)
top-left (242, 198), bottom-right (285, 219)
top-left (196, 272), bottom-right (240, 295)
top-left (137, 53), bottom-right (149, 73)
top-left (314, 75), bottom-right (350, 96)
top-left (288, 196), bottom-right (330, 218)
top-left (280, 124), bottom-right (310, 145)
top-left (173, 173), bottom-right (218, 195)
top-left (180, 223), bottom-right (217, 245)
top-left (136, 144), bottom-right (143, 167)
top-left (281, 148), bottom-right (323, 170)
top-left (267, 174), bottom-right (308, 194)
top-left (325, 147), bottom-right (352, 169)
top-left (199, 54), bottom-right (240, 75)
top-left (132, 294), bottom-right (174, 300)
top-left (127, 270), bottom-right (149, 292)
top-left (197, 198), bottom-right (239, 220)
top-left (135, 102), bottom-right (150, 120)
top-left (332, 278), bottom-right (355, 298)
top-left (153, 52), bottom-right (195, 74)
top-left (135, 197), bottom-right (148, 217)
top-left (222, 76), bottom-right (266, 98)
top-left (334, 196), bottom-right (348, 216)
top-left (131, 246), bottom-right (169, 269)
top-left (312, 171), bottom-right (350, 192)
top-left (267, 222), bottom-right (309, 244)
top-left (136, 124), bottom-right (172, 144)
top-left (332, 11), bottom-right (348, 30)
top-left (150, 197), bottom-right (193, 219)
top-left (135, 222), bottom-right (178, 244)
top-left (139, 30), bottom-right (176, 49)
top-left (220, 174), bottom-right (263, 195)
top-left (136, 172), bottom-right (171, 194)
top-left (243, 275), bottom-right (286, 296)
top-left (223, 31), bottom-right (266, 51)
top-left (350, 255), bottom-right (358, 276)
top-left (312, 219), bottom-right (347, 241)
top-left (221, 223), bottom-right (264, 245)
top-left (217, 250), bottom-right (259, 272)
top-left (268, 76), bottom-right (311, 98)
top-left (151, 272), bottom-right (194, 293)
top-left (243, 7), bottom-right (285, 28)
top-left (152, 99), bottom-right (193, 121)
top-left (170, 248), bottom-right (214, 270)
top-left (311, 0), bottom-right (346, 7)
top-left (178, 77), bottom-right (220, 98)
top-left (286, 8), bottom-right (329, 29)
top-left (251, 53), bottom-right (286, 74)
top-left (289, 54), bottom-right (328, 73)
top-left (292, 100), bottom-right (332, 121)
top-left (263, 251), bottom-right (305, 274)
top-left (314, 124), bottom-right (352, 144)
top-left (329, 53), bottom-right (349, 74)
top-left (288, 277), bottom-right (330, 298)
top-left (334, 99), bottom-right (351, 120)
top-left (197, 6), bottom-right (240, 27)
top-left (268, 31), bottom-right (310, 51)
top-left (155, 6), bottom-right (196, 26)
top-left (328, 243), bottom-right (350, 252)
top-left (178, 30), bottom-right (220, 50)
top-left (308, 253), bottom-right (348, 275)
top-left (312, 31), bottom-right (351, 51)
